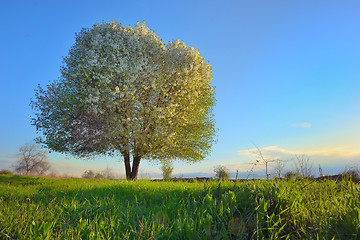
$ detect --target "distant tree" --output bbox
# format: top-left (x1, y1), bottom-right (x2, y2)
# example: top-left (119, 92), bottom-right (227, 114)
top-left (47, 170), bottom-right (59, 178)
top-left (0, 169), bottom-right (13, 175)
top-left (102, 165), bottom-right (115, 179)
top-left (82, 169), bottom-right (105, 179)
top-left (284, 171), bottom-right (299, 180)
top-left (273, 158), bottom-right (286, 178)
top-left (82, 170), bottom-right (93, 178)
top-left (82, 170), bottom-right (95, 179)
top-left (251, 144), bottom-right (275, 180)
top-left (14, 143), bottom-right (51, 175)
top-left (246, 158), bottom-right (259, 180)
top-left (293, 154), bottom-right (314, 178)
top-left (161, 161), bottom-right (174, 181)
top-left (214, 165), bottom-right (230, 180)
top-left (31, 21), bottom-right (216, 180)
top-left (94, 172), bottom-right (104, 179)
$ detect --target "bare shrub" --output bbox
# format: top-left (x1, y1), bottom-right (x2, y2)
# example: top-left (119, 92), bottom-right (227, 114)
top-left (102, 166), bottom-right (115, 179)
top-left (272, 159), bottom-right (286, 178)
top-left (251, 144), bottom-right (275, 180)
top-left (46, 170), bottom-right (59, 178)
top-left (293, 154), bottom-right (314, 178)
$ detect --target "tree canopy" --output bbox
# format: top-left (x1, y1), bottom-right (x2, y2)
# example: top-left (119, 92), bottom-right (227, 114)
top-left (31, 21), bottom-right (216, 180)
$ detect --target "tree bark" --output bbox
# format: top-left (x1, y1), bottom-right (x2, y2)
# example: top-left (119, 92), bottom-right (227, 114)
top-left (123, 152), bottom-right (131, 180)
top-left (130, 155), bottom-right (141, 180)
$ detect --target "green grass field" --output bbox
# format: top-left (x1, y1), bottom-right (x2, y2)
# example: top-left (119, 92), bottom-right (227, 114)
top-left (0, 175), bottom-right (359, 239)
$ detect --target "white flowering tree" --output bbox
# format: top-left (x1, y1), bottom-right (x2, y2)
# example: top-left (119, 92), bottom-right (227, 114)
top-left (31, 21), bottom-right (216, 180)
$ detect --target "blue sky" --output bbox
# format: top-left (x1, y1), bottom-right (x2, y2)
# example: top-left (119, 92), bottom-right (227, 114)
top-left (1, 0), bottom-right (360, 178)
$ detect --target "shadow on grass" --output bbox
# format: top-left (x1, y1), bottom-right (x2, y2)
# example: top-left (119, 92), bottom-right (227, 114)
top-left (4, 179), bottom-right (253, 239)
top-left (0, 174), bottom-right (44, 186)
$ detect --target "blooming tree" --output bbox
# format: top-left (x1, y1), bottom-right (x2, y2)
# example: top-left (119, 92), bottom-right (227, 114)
top-left (31, 21), bottom-right (216, 180)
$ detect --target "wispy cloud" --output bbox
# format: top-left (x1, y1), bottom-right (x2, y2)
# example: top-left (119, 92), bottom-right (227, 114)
top-left (292, 122), bottom-right (312, 128)
top-left (238, 145), bottom-right (360, 160)
top-left (306, 146), bottom-right (360, 159)
top-left (238, 146), bottom-right (293, 159)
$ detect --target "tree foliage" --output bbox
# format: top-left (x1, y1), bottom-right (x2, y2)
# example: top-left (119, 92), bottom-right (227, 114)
top-left (161, 161), bottom-right (174, 181)
top-left (14, 143), bottom-right (51, 175)
top-left (31, 21), bottom-right (216, 180)
top-left (214, 165), bottom-right (230, 180)
top-left (82, 170), bottom-right (103, 179)
top-left (0, 170), bottom-right (12, 175)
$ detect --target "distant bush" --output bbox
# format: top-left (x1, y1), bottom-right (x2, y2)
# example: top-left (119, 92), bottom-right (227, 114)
top-left (284, 171), bottom-right (300, 180)
top-left (82, 170), bottom-right (95, 179)
top-left (95, 172), bottom-right (104, 179)
top-left (214, 165), bottom-right (230, 180)
top-left (189, 178), bottom-right (197, 183)
top-left (0, 169), bottom-right (13, 175)
top-left (342, 168), bottom-right (360, 182)
top-left (161, 161), bottom-right (174, 181)
top-left (82, 170), bottom-right (105, 179)
top-left (101, 166), bottom-right (115, 179)
top-left (46, 171), bottom-right (59, 178)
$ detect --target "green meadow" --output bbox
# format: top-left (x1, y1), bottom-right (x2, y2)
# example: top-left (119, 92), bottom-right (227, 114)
top-left (0, 175), bottom-right (359, 239)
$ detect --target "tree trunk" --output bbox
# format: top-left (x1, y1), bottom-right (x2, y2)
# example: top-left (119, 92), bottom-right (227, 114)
top-left (130, 155), bottom-right (141, 180)
top-left (265, 162), bottom-right (268, 180)
top-left (122, 152), bottom-right (142, 180)
top-left (123, 152), bottom-right (131, 180)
